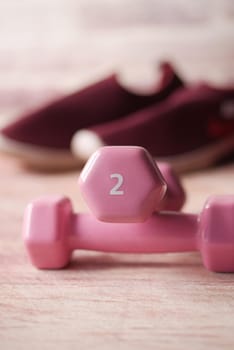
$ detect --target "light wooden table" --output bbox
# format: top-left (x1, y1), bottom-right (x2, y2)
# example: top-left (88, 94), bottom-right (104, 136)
top-left (0, 155), bottom-right (234, 350)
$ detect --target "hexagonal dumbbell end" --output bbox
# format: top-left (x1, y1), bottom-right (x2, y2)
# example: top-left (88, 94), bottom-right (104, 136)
top-left (157, 162), bottom-right (186, 211)
top-left (200, 196), bottom-right (234, 272)
top-left (23, 196), bottom-right (72, 269)
top-left (79, 146), bottom-right (167, 222)
top-left (79, 146), bottom-right (185, 222)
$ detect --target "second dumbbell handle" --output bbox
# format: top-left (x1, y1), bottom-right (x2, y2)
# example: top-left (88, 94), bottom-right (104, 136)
top-left (69, 212), bottom-right (199, 253)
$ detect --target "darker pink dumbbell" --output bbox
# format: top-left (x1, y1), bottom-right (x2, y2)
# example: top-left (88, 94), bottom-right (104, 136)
top-left (79, 146), bottom-right (185, 222)
top-left (23, 195), bottom-right (234, 272)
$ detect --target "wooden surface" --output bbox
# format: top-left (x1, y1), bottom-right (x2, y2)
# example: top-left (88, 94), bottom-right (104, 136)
top-left (0, 155), bottom-right (234, 350)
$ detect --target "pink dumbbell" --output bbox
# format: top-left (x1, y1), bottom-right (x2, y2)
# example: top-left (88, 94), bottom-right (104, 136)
top-left (23, 195), bottom-right (234, 272)
top-left (79, 146), bottom-right (185, 222)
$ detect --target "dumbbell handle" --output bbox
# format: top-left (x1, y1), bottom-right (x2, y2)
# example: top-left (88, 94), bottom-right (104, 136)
top-left (69, 212), bottom-right (198, 253)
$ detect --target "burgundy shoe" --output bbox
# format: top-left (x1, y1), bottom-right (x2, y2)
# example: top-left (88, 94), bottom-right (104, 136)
top-left (72, 84), bottom-right (234, 172)
top-left (0, 62), bottom-right (183, 169)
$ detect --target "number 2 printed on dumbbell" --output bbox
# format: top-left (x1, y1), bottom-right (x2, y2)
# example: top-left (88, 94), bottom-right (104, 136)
top-left (109, 173), bottom-right (124, 195)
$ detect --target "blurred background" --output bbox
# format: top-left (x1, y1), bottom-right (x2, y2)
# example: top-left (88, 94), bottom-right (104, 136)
top-left (0, 0), bottom-right (234, 128)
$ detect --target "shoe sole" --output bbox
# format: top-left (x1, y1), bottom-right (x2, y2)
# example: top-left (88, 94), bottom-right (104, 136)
top-left (159, 132), bottom-right (234, 172)
top-left (0, 132), bottom-right (233, 172)
top-left (0, 134), bottom-right (81, 170)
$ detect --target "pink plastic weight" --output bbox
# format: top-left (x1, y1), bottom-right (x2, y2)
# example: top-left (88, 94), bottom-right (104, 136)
top-left (156, 162), bottom-right (185, 211)
top-left (23, 195), bottom-right (234, 272)
top-left (79, 146), bottom-right (185, 222)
